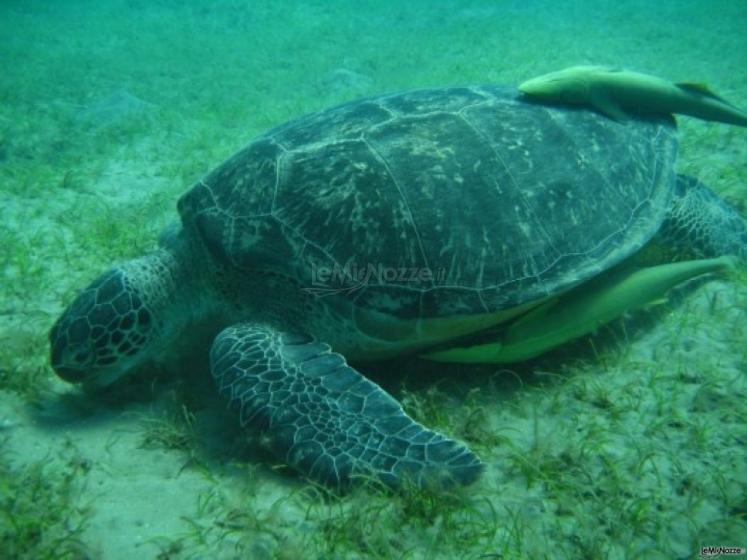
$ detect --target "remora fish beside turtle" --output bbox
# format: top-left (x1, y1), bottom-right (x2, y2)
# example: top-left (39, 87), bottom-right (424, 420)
top-left (50, 85), bottom-right (747, 490)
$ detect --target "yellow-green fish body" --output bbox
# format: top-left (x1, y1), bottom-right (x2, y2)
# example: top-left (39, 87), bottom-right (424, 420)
top-left (519, 65), bottom-right (747, 126)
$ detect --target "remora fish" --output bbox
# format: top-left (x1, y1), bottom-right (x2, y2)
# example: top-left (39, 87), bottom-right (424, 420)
top-left (519, 65), bottom-right (747, 126)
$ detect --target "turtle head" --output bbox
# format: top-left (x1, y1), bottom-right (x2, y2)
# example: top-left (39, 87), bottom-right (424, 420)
top-left (50, 256), bottom-right (168, 389)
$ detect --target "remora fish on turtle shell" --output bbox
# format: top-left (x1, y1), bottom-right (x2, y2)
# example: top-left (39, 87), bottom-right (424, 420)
top-left (519, 65), bottom-right (747, 126)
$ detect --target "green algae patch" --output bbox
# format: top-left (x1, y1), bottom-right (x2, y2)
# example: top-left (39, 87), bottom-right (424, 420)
top-left (0, 438), bottom-right (93, 559)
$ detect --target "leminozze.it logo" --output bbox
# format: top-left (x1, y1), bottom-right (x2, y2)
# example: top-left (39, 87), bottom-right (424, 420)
top-left (700, 546), bottom-right (746, 558)
top-left (303, 262), bottom-right (446, 297)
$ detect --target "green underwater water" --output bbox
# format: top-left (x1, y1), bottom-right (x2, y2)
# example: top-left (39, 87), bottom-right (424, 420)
top-left (1, 0), bottom-right (746, 558)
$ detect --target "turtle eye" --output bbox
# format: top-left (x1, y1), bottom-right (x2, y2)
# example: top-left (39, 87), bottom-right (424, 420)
top-left (74, 349), bottom-right (91, 364)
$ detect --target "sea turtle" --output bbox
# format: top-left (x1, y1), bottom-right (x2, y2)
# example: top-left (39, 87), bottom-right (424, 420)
top-left (49, 86), bottom-right (747, 490)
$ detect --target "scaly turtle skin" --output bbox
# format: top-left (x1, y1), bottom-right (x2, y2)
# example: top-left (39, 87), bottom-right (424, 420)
top-left (49, 86), bottom-right (747, 489)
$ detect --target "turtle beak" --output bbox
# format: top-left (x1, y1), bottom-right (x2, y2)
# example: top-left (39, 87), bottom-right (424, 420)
top-left (49, 320), bottom-right (92, 384)
top-left (81, 367), bottom-right (131, 390)
top-left (53, 364), bottom-right (91, 384)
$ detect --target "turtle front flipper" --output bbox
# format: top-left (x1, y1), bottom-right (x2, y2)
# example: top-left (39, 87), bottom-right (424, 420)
top-left (209, 324), bottom-right (483, 490)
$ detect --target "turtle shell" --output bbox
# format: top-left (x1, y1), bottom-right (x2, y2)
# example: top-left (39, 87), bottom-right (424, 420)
top-left (177, 86), bottom-right (677, 319)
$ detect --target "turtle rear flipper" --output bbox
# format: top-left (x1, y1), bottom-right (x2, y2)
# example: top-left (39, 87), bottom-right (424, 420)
top-left (657, 174), bottom-right (747, 260)
top-left (209, 324), bottom-right (483, 490)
